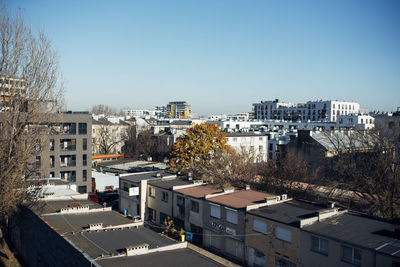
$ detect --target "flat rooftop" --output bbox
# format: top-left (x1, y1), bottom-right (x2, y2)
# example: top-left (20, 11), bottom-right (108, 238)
top-left (32, 199), bottom-right (102, 215)
top-left (97, 248), bottom-right (224, 267)
top-left (148, 177), bottom-right (194, 190)
top-left (303, 212), bottom-right (399, 249)
top-left (65, 227), bottom-right (175, 258)
top-left (174, 185), bottom-right (223, 199)
top-left (42, 211), bottom-right (133, 233)
top-left (120, 172), bottom-right (176, 183)
top-left (207, 190), bottom-right (274, 209)
top-left (248, 200), bottom-right (329, 226)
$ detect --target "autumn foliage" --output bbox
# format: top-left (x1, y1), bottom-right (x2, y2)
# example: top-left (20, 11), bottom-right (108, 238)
top-left (168, 123), bottom-right (229, 173)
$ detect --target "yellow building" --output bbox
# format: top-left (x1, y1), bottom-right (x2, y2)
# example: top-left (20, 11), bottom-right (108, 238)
top-left (167, 101), bottom-right (191, 119)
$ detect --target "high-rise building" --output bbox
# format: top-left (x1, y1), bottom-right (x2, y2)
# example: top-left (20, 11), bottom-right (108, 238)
top-left (167, 101), bottom-right (191, 119)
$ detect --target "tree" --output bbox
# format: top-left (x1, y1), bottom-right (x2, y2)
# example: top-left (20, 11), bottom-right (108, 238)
top-left (91, 104), bottom-right (120, 116)
top-left (190, 148), bottom-right (256, 187)
top-left (168, 123), bottom-right (229, 173)
top-left (0, 4), bottom-right (63, 257)
top-left (325, 128), bottom-right (400, 219)
top-left (93, 122), bottom-right (128, 154)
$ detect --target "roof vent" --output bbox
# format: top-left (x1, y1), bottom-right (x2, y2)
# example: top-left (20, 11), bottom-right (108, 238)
top-left (89, 223), bottom-right (103, 230)
top-left (126, 243), bottom-right (149, 256)
top-left (327, 201), bottom-right (335, 208)
top-left (281, 194), bottom-right (288, 200)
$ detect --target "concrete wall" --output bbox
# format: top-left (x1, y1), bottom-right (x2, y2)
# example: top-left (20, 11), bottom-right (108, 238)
top-left (146, 184), bottom-right (173, 224)
top-left (245, 213), bottom-right (300, 267)
top-left (300, 230), bottom-right (375, 267)
top-left (10, 207), bottom-right (92, 267)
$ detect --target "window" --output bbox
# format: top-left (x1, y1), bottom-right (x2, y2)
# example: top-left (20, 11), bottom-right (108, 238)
top-left (191, 200), bottom-right (199, 213)
top-left (35, 156), bottom-right (41, 168)
top-left (275, 257), bottom-right (296, 267)
top-left (148, 186), bottom-right (155, 197)
top-left (177, 195), bottom-right (185, 207)
top-left (82, 170), bottom-right (87, 182)
top-left (253, 219), bottom-right (267, 234)
top-left (162, 191), bottom-right (168, 202)
top-left (311, 236), bottom-right (329, 255)
top-left (147, 207), bottom-right (155, 221)
top-left (78, 123), bottom-right (87, 134)
top-left (83, 138), bottom-right (87, 150)
top-left (226, 208), bottom-right (238, 224)
top-left (78, 186), bottom-right (87, 194)
top-left (50, 139), bottom-right (54, 151)
top-left (123, 182), bottom-right (129, 192)
top-left (210, 204), bottom-right (221, 219)
top-left (49, 172), bottom-right (55, 178)
top-left (49, 156), bottom-right (55, 168)
top-left (82, 154), bottom-right (87, 166)
top-left (259, 145), bottom-right (263, 152)
top-left (341, 245), bottom-right (361, 266)
top-left (275, 226), bottom-right (292, 243)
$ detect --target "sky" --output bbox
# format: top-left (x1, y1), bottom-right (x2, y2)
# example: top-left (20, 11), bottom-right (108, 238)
top-left (5, 0), bottom-right (400, 115)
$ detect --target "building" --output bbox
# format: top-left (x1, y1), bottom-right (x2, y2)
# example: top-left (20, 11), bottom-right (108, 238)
top-left (10, 198), bottom-right (229, 267)
top-left (39, 112), bottom-right (92, 193)
top-left (301, 212), bottom-right (400, 267)
top-left (203, 188), bottom-right (280, 264)
top-left (245, 200), bottom-right (341, 267)
top-left (253, 99), bottom-right (360, 122)
top-left (92, 118), bottom-right (129, 155)
top-left (173, 185), bottom-right (225, 245)
top-left (167, 101), bottom-right (191, 119)
top-left (226, 132), bottom-right (268, 162)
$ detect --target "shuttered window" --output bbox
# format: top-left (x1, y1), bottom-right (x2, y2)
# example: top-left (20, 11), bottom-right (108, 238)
top-left (253, 219), bottom-right (267, 234)
top-left (275, 226), bottom-right (292, 243)
top-left (226, 208), bottom-right (238, 224)
top-left (210, 204), bottom-right (221, 218)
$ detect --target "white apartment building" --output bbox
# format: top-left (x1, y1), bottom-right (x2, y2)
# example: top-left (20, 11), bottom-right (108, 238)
top-left (336, 114), bottom-right (375, 130)
top-left (253, 99), bottom-right (360, 122)
top-left (226, 133), bottom-right (268, 162)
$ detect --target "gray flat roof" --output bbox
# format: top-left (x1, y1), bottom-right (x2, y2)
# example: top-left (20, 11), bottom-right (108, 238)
top-left (303, 212), bottom-right (398, 249)
top-left (65, 227), bottom-right (174, 258)
top-left (148, 177), bottom-right (193, 190)
top-left (120, 172), bottom-right (176, 183)
top-left (248, 200), bottom-right (326, 226)
top-left (42, 211), bottom-right (133, 233)
top-left (97, 248), bottom-right (224, 267)
top-left (32, 199), bottom-right (102, 215)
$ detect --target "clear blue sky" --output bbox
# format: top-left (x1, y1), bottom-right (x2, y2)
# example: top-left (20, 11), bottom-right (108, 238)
top-left (6, 0), bottom-right (400, 115)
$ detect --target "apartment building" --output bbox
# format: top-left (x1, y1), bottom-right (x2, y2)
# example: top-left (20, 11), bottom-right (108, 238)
top-left (37, 112), bottom-right (92, 193)
top-left (226, 133), bottom-right (268, 162)
top-left (92, 118), bottom-right (129, 155)
top-left (253, 99), bottom-right (360, 122)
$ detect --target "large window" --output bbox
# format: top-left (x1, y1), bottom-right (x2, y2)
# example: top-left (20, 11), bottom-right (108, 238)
top-left (253, 219), bottom-right (267, 234)
top-left (275, 226), bottom-right (292, 243)
top-left (210, 204), bottom-right (221, 219)
top-left (226, 208), bottom-right (238, 224)
top-left (191, 200), bottom-right (199, 213)
top-left (177, 195), bottom-right (185, 207)
top-left (82, 154), bottom-right (87, 166)
top-left (82, 138), bottom-right (87, 150)
top-left (341, 245), bottom-right (361, 266)
top-left (311, 236), bottom-right (329, 255)
top-left (82, 170), bottom-right (87, 182)
top-left (148, 186), bottom-right (155, 197)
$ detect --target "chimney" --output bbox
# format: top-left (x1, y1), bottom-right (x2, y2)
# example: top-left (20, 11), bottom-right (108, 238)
top-left (223, 187), bottom-right (234, 194)
top-left (245, 185), bottom-right (251, 190)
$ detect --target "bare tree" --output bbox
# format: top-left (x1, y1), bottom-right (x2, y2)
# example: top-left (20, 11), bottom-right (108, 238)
top-left (324, 128), bottom-right (400, 219)
top-left (0, 4), bottom-right (63, 256)
top-left (94, 124), bottom-right (127, 154)
top-left (91, 104), bottom-right (120, 116)
top-left (190, 148), bottom-right (257, 188)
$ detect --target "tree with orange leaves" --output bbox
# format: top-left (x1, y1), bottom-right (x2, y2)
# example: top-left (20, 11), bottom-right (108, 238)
top-left (168, 123), bottom-right (229, 174)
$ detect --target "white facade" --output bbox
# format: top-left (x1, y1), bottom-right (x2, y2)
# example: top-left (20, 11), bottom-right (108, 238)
top-left (226, 133), bottom-right (268, 162)
top-left (336, 114), bottom-right (375, 130)
top-left (253, 99), bottom-right (360, 122)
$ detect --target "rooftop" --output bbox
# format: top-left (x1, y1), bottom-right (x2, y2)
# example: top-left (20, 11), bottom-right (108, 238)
top-left (97, 248), bottom-right (225, 267)
top-left (248, 200), bottom-right (330, 226)
top-left (226, 132), bottom-right (266, 137)
top-left (65, 226), bottom-right (174, 258)
top-left (207, 190), bottom-right (274, 209)
top-left (120, 172), bottom-right (176, 184)
top-left (42, 211), bottom-right (133, 233)
top-left (174, 185), bottom-right (223, 199)
top-left (148, 177), bottom-right (194, 190)
top-left (31, 199), bottom-right (102, 215)
top-left (303, 212), bottom-right (399, 249)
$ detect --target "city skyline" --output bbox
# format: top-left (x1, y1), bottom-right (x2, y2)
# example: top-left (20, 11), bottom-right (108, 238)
top-left (7, 0), bottom-right (400, 115)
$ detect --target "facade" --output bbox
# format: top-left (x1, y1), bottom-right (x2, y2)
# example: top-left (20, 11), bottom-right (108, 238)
top-left (226, 133), bottom-right (268, 162)
top-left (39, 112), bottom-right (92, 193)
top-left (202, 189), bottom-right (278, 264)
top-left (253, 99), bottom-right (360, 122)
top-left (336, 114), bottom-right (375, 130)
top-left (167, 101), bottom-right (191, 119)
top-left (92, 118), bottom-right (129, 155)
